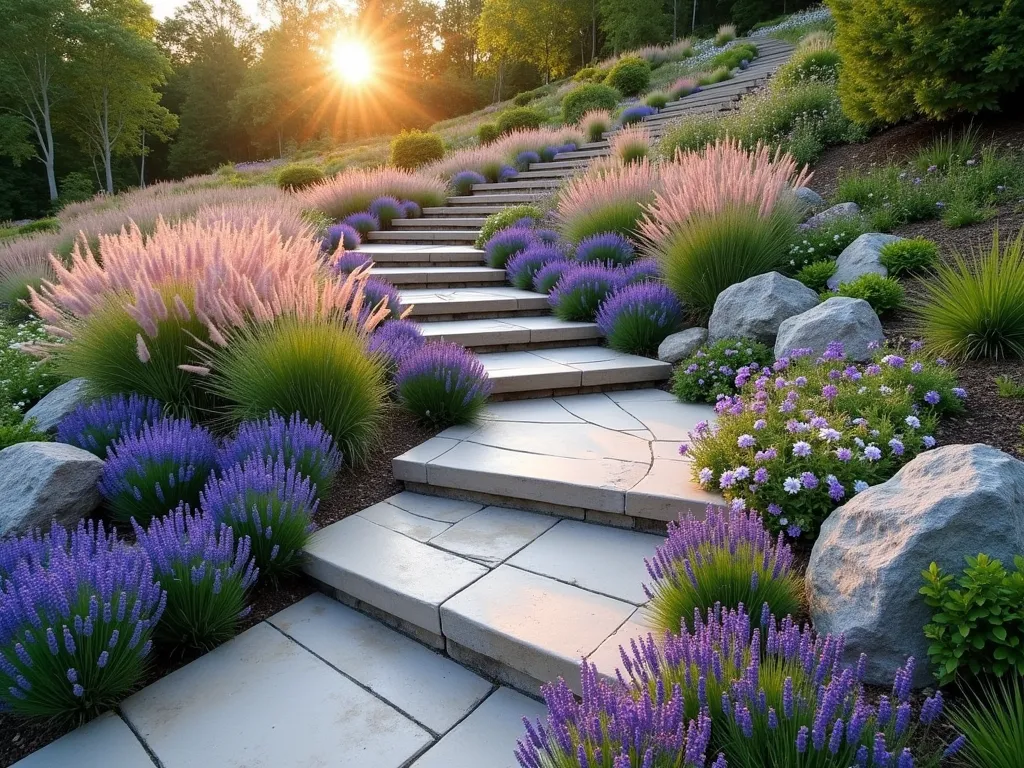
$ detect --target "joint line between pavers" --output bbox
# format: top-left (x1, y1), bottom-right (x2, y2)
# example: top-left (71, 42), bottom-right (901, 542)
top-left (503, 562), bottom-right (652, 609)
top-left (393, 682), bottom-right (501, 768)
top-left (457, 437), bottom-right (651, 465)
top-left (117, 707), bottom-right (166, 768)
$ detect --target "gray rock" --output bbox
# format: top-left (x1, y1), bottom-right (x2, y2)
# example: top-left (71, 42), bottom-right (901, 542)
top-left (658, 327), bottom-right (707, 363)
top-left (708, 272), bottom-right (819, 346)
top-left (793, 187), bottom-right (826, 217)
top-left (806, 444), bottom-right (1024, 686)
top-left (0, 442), bottom-right (103, 536)
top-left (826, 233), bottom-right (902, 290)
top-left (802, 202), bottom-right (861, 230)
top-left (774, 297), bottom-right (883, 361)
top-left (22, 378), bottom-right (91, 434)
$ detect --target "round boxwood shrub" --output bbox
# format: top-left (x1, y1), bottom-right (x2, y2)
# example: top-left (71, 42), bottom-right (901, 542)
top-left (880, 237), bottom-right (939, 276)
top-left (512, 91), bottom-right (534, 106)
top-left (794, 259), bottom-right (837, 292)
top-left (604, 56), bottom-right (651, 97)
top-left (477, 122), bottom-right (499, 144)
top-left (645, 91), bottom-right (670, 109)
top-left (562, 83), bottom-right (621, 125)
top-left (389, 130), bottom-right (445, 170)
top-left (835, 272), bottom-right (905, 314)
top-left (276, 164), bottom-right (324, 190)
top-left (496, 107), bottom-right (544, 135)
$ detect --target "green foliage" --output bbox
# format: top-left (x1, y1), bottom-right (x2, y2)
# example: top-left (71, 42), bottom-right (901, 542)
top-left (389, 130), bottom-right (445, 170)
top-left (772, 46), bottom-right (841, 89)
top-left (696, 66), bottom-right (731, 86)
top-left (835, 273), bottom-right (905, 315)
top-left (947, 676), bottom-right (1024, 768)
top-left (562, 83), bottom-right (621, 125)
top-left (794, 260), bottom-right (836, 292)
top-left (572, 66), bottom-right (605, 83)
top-left (913, 123), bottom-right (981, 175)
top-left (714, 24), bottom-right (737, 47)
top-left (709, 43), bottom-right (758, 72)
top-left (644, 91), bottom-right (669, 109)
top-left (655, 204), bottom-right (800, 320)
top-left (995, 375), bottom-right (1024, 398)
top-left (880, 237), bottom-right (938, 276)
top-left (672, 338), bottom-right (773, 405)
top-left (0, 318), bottom-right (61, 425)
top-left (787, 214), bottom-right (871, 271)
top-left (474, 204), bottom-right (542, 248)
top-left (477, 123), bottom-right (499, 144)
top-left (921, 553), bottom-right (1024, 684)
top-left (202, 316), bottom-right (387, 466)
top-left (910, 230), bottom-right (1024, 360)
top-left (0, 418), bottom-right (49, 450)
top-left (276, 164), bottom-right (324, 190)
top-left (599, 0), bottom-right (669, 53)
top-left (831, 0), bottom-right (1024, 122)
top-left (496, 107), bottom-right (544, 135)
top-left (512, 91), bottom-right (534, 107)
top-left (16, 218), bottom-right (58, 235)
top-left (604, 56), bottom-right (651, 97)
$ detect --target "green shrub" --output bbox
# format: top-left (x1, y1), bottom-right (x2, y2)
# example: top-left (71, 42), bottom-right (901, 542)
top-left (512, 91), bottom-right (533, 107)
top-left (0, 319), bottom-right (60, 422)
top-left (835, 273), bottom-right (905, 314)
top-left (644, 91), bottom-right (670, 109)
top-left (562, 83), bottom-right (621, 125)
top-left (202, 316), bottom-right (387, 466)
top-left (709, 43), bottom-right (758, 72)
top-left (910, 230), bottom-right (1024, 359)
top-left (389, 130), bottom-right (445, 170)
top-left (880, 237), bottom-right (938, 276)
top-left (672, 338), bottom-right (773, 405)
top-left (474, 204), bottom-right (543, 248)
top-left (496, 107), bottom-right (544, 135)
top-left (573, 66), bottom-right (605, 83)
top-left (477, 123), bottom-right (499, 144)
top-left (995, 375), bottom-right (1024, 398)
top-left (921, 553), bottom-right (1024, 684)
top-left (57, 171), bottom-right (95, 206)
top-left (17, 218), bottom-right (59, 235)
top-left (831, 0), bottom-right (1024, 122)
top-left (276, 164), bottom-right (324, 190)
top-left (0, 419), bottom-right (49, 450)
top-left (787, 214), bottom-right (871, 270)
top-left (604, 56), bottom-right (651, 97)
top-left (772, 46), bottom-right (841, 89)
top-left (696, 66), bottom-right (731, 86)
top-left (794, 260), bottom-right (837, 292)
top-left (947, 677), bottom-right (1024, 768)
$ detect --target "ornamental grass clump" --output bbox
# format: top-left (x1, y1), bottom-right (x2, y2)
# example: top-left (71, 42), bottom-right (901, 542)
top-left (672, 339), bottom-right (773, 404)
top-left (643, 504), bottom-right (801, 636)
top-left (484, 227), bottom-right (535, 269)
top-left (99, 418), bottom-right (218, 526)
top-left (217, 411), bottom-right (343, 498)
top-left (533, 260), bottom-right (569, 294)
top-left (595, 281), bottom-right (683, 356)
top-left (573, 232), bottom-right (636, 267)
top-left (549, 263), bottom-right (629, 322)
top-left (368, 319), bottom-right (425, 372)
top-left (298, 167), bottom-right (446, 220)
top-left (133, 506), bottom-right (257, 654)
top-left (342, 211), bottom-right (380, 238)
top-left (947, 676), bottom-right (1024, 768)
top-left (200, 455), bottom-right (317, 579)
top-left (56, 393), bottom-right (163, 459)
top-left (555, 158), bottom-right (661, 243)
top-left (0, 521), bottom-right (165, 720)
top-left (396, 342), bottom-right (492, 427)
top-left (506, 243), bottom-right (565, 290)
top-left (451, 170), bottom-right (486, 196)
top-left (609, 124), bottom-right (652, 165)
top-left (578, 109), bottom-right (612, 143)
top-left (640, 140), bottom-right (811, 319)
top-left (322, 222), bottom-right (361, 253)
top-left (686, 341), bottom-right (964, 538)
top-left (368, 196), bottom-right (406, 229)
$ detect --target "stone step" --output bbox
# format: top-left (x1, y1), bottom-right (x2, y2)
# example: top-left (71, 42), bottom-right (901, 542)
top-left (356, 244), bottom-right (485, 266)
top-left (551, 148), bottom-right (610, 161)
top-left (419, 316), bottom-right (601, 352)
top-left (302, 491), bottom-right (668, 694)
top-left (373, 266), bottom-right (505, 288)
top-left (473, 179), bottom-right (563, 192)
top-left (448, 193), bottom-right (548, 205)
top-left (514, 168), bottom-right (579, 180)
top-left (391, 217), bottom-right (488, 229)
top-left (394, 389), bottom-right (721, 523)
top-left (367, 230), bottom-right (480, 244)
top-left (579, 140), bottom-right (610, 150)
top-left (399, 286), bottom-right (549, 320)
top-left (529, 159), bottom-right (589, 171)
top-left (423, 205), bottom-right (507, 216)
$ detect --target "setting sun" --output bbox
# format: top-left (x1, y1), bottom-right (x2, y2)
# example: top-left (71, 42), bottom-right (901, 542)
top-left (330, 38), bottom-right (375, 86)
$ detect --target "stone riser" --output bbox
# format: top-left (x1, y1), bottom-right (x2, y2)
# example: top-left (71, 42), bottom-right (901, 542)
top-left (451, 338), bottom-right (599, 354)
top-left (410, 309), bottom-right (550, 322)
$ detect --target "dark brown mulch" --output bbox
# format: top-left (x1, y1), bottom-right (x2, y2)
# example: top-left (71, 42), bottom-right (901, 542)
top-left (0, 405), bottom-right (439, 768)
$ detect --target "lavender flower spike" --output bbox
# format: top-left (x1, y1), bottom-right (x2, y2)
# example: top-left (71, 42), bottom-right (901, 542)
top-left (57, 393), bottom-right (164, 459)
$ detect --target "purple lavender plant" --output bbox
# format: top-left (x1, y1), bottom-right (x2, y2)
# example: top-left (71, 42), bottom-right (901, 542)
top-left (400, 200), bottom-right (422, 219)
top-left (515, 150), bottom-right (541, 171)
top-left (485, 226), bottom-right (535, 269)
top-left (624, 257), bottom-right (661, 284)
top-left (533, 259), bottom-right (570, 294)
top-left (331, 249), bottom-right (373, 274)
top-left (533, 228), bottom-right (561, 246)
top-left (341, 211), bottom-right (381, 238)
top-left (549, 262), bottom-right (629, 322)
top-left (200, 455), bottom-right (318, 578)
top-left (99, 418), bottom-right (217, 525)
top-left (498, 165), bottom-right (519, 182)
top-left (217, 411), bottom-right (343, 497)
top-left (395, 341), bottom-right (492, 427)
top-left (573, 231), bottom-right (636, 266)
top-left (363, 276), bottom-right (403, 318)
top-left (452, 170), bottom-right (487, 197)
top-left (322, 222), bottom-right (361, 253)
top-left (56, 393), bottom-right (163, 459)
top-left (620, 105), bottom-right (658, 126)
top-left (0, 520), bottom-right (165, 719)
top-left (505, 243), bottom-right (566, 290)
top-left (368, 319), bottom-right (426, 372)
top-left (595, 281), bottom-right (683, 356)
top-left (133, 505), bottom-right (256, 653)
top-left (368, 196), bottom-right (406, 229)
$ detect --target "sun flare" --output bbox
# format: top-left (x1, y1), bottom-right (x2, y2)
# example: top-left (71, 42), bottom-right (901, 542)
top-left (330, 38), bottom-right (375, 86)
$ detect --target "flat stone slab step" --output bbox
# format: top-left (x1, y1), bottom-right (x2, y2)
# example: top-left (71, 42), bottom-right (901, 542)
top-left (448, 193), bottom-right (548, 205)
top-left (367, 230), bottom-right (480, 243)
top-left (473, 179), bottom-right (563, 192)
top-left (552, 148), bottom-right (610, 161)
top-left (392, 217), bottom-right (487, 228)
top-left (514, 168), bottom-right (580, 180)
top-left (528, 159), bottom-right (589, 170)
top-left (394, 389), bottom-right (722, 522)
top-left (373, 266), bottom-right (505, 286)
top-left (356, 244), bottom-right (485, 265)
top-left (400, 287), bottom-right (549, 319)
top-left (419, 316), bottom-right (600, 350)
top-left (477, 347), bottom-right (671, 395)
top-left (423, 205), bottom-right (508, 216)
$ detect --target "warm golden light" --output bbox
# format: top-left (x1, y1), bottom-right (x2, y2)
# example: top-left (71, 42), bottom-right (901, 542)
top-left (330, 37), bottom-right (374, 86)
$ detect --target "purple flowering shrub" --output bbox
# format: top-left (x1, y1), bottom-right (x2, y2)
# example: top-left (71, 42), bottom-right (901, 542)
top-left (322, 222), bottom-right (361, 253)
top-left (368, 319), bottom-right (425, 372)
top-left (643, 504), bottom-right (802, 636)
top-left (200, 455), bottom-right (317, 578)
top-left (331, 249), bottom-right (373, 274)
top-left (362, 276), bottom-right (403, 319)
top-left (533, 228), bottom-right (560, 246)
top-left (485, 226), bottom-right (535, 269)
top-left (533, 260), bottom-right (570, 294)
top-left (0, 521), bottom-right (165, 718)
top-left (452, 170), bottom-right (487, 196)
top-left (619, 104), bottom-right (658, 126)
top-left (515, 151), bottom-right (541, 171)
top-left (56, 393), bottom-right (163, 459)
top-left (133, 506), bottom-right (257, 653)
top-left (549, 263), bottom-right (629, 322)
top-left (573, 232), bottom-right (636, 266)
top-left (341, 211), bottom-right (380, 238)
top-left (506, 243), bottom-right (566, 290)
top-left (99, 418), bottom-right (217, 525)
top-left (401, 200), bottom-right (422, 219)
top-left (624, 257), bottom-right (661, 284)
top-left (368, 196), bottom-right (406, 229)
top-left (672, 339), bottom-right (774, 405)
top-left (596, 281), bottom-right (683, 356)
top-left (686, 342), bottom-right (964, 539)
top-left (217, 411), bottom-right (343, 497)
top-left (395, 342), bottom-right (492, 427)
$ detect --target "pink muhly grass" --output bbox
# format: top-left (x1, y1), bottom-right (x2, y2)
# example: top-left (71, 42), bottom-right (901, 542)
top-left (555, 157), bottom-right (662, 243)
top-left (0, 232), bottom-right (59, 306)
top-left (579, 109), bottom-right (613, 142)
top-left (424, 127), bottom-right (584, 181)
top-left (609, 124), bottom-right (652, 164)
top-left (298, 167), bottom-right (446, 219)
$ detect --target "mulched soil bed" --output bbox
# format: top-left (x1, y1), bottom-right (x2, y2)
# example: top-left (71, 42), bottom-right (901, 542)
top-left (0, 406), bottom-right (439, 767)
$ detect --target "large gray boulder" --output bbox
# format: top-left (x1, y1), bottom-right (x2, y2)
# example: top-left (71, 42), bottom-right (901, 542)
top-left (801, 202), bottom-right (861, 230)
top-left (708, 272), bottom-right (819, 346)
top-left (0, 442), bottom-right (104, 536)
top-left (774, 297), bottom-right (883, 361)
top-left (658, 327), bottom-right (707, 363)
top-left (793, 187), bottom-right (826, 218)
top-left (22, 378), bottom-right (91, 434)
top-left (826, 233), bottom-right (902, 290)
top-left (807, 445), bottom-right (1024, 687)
